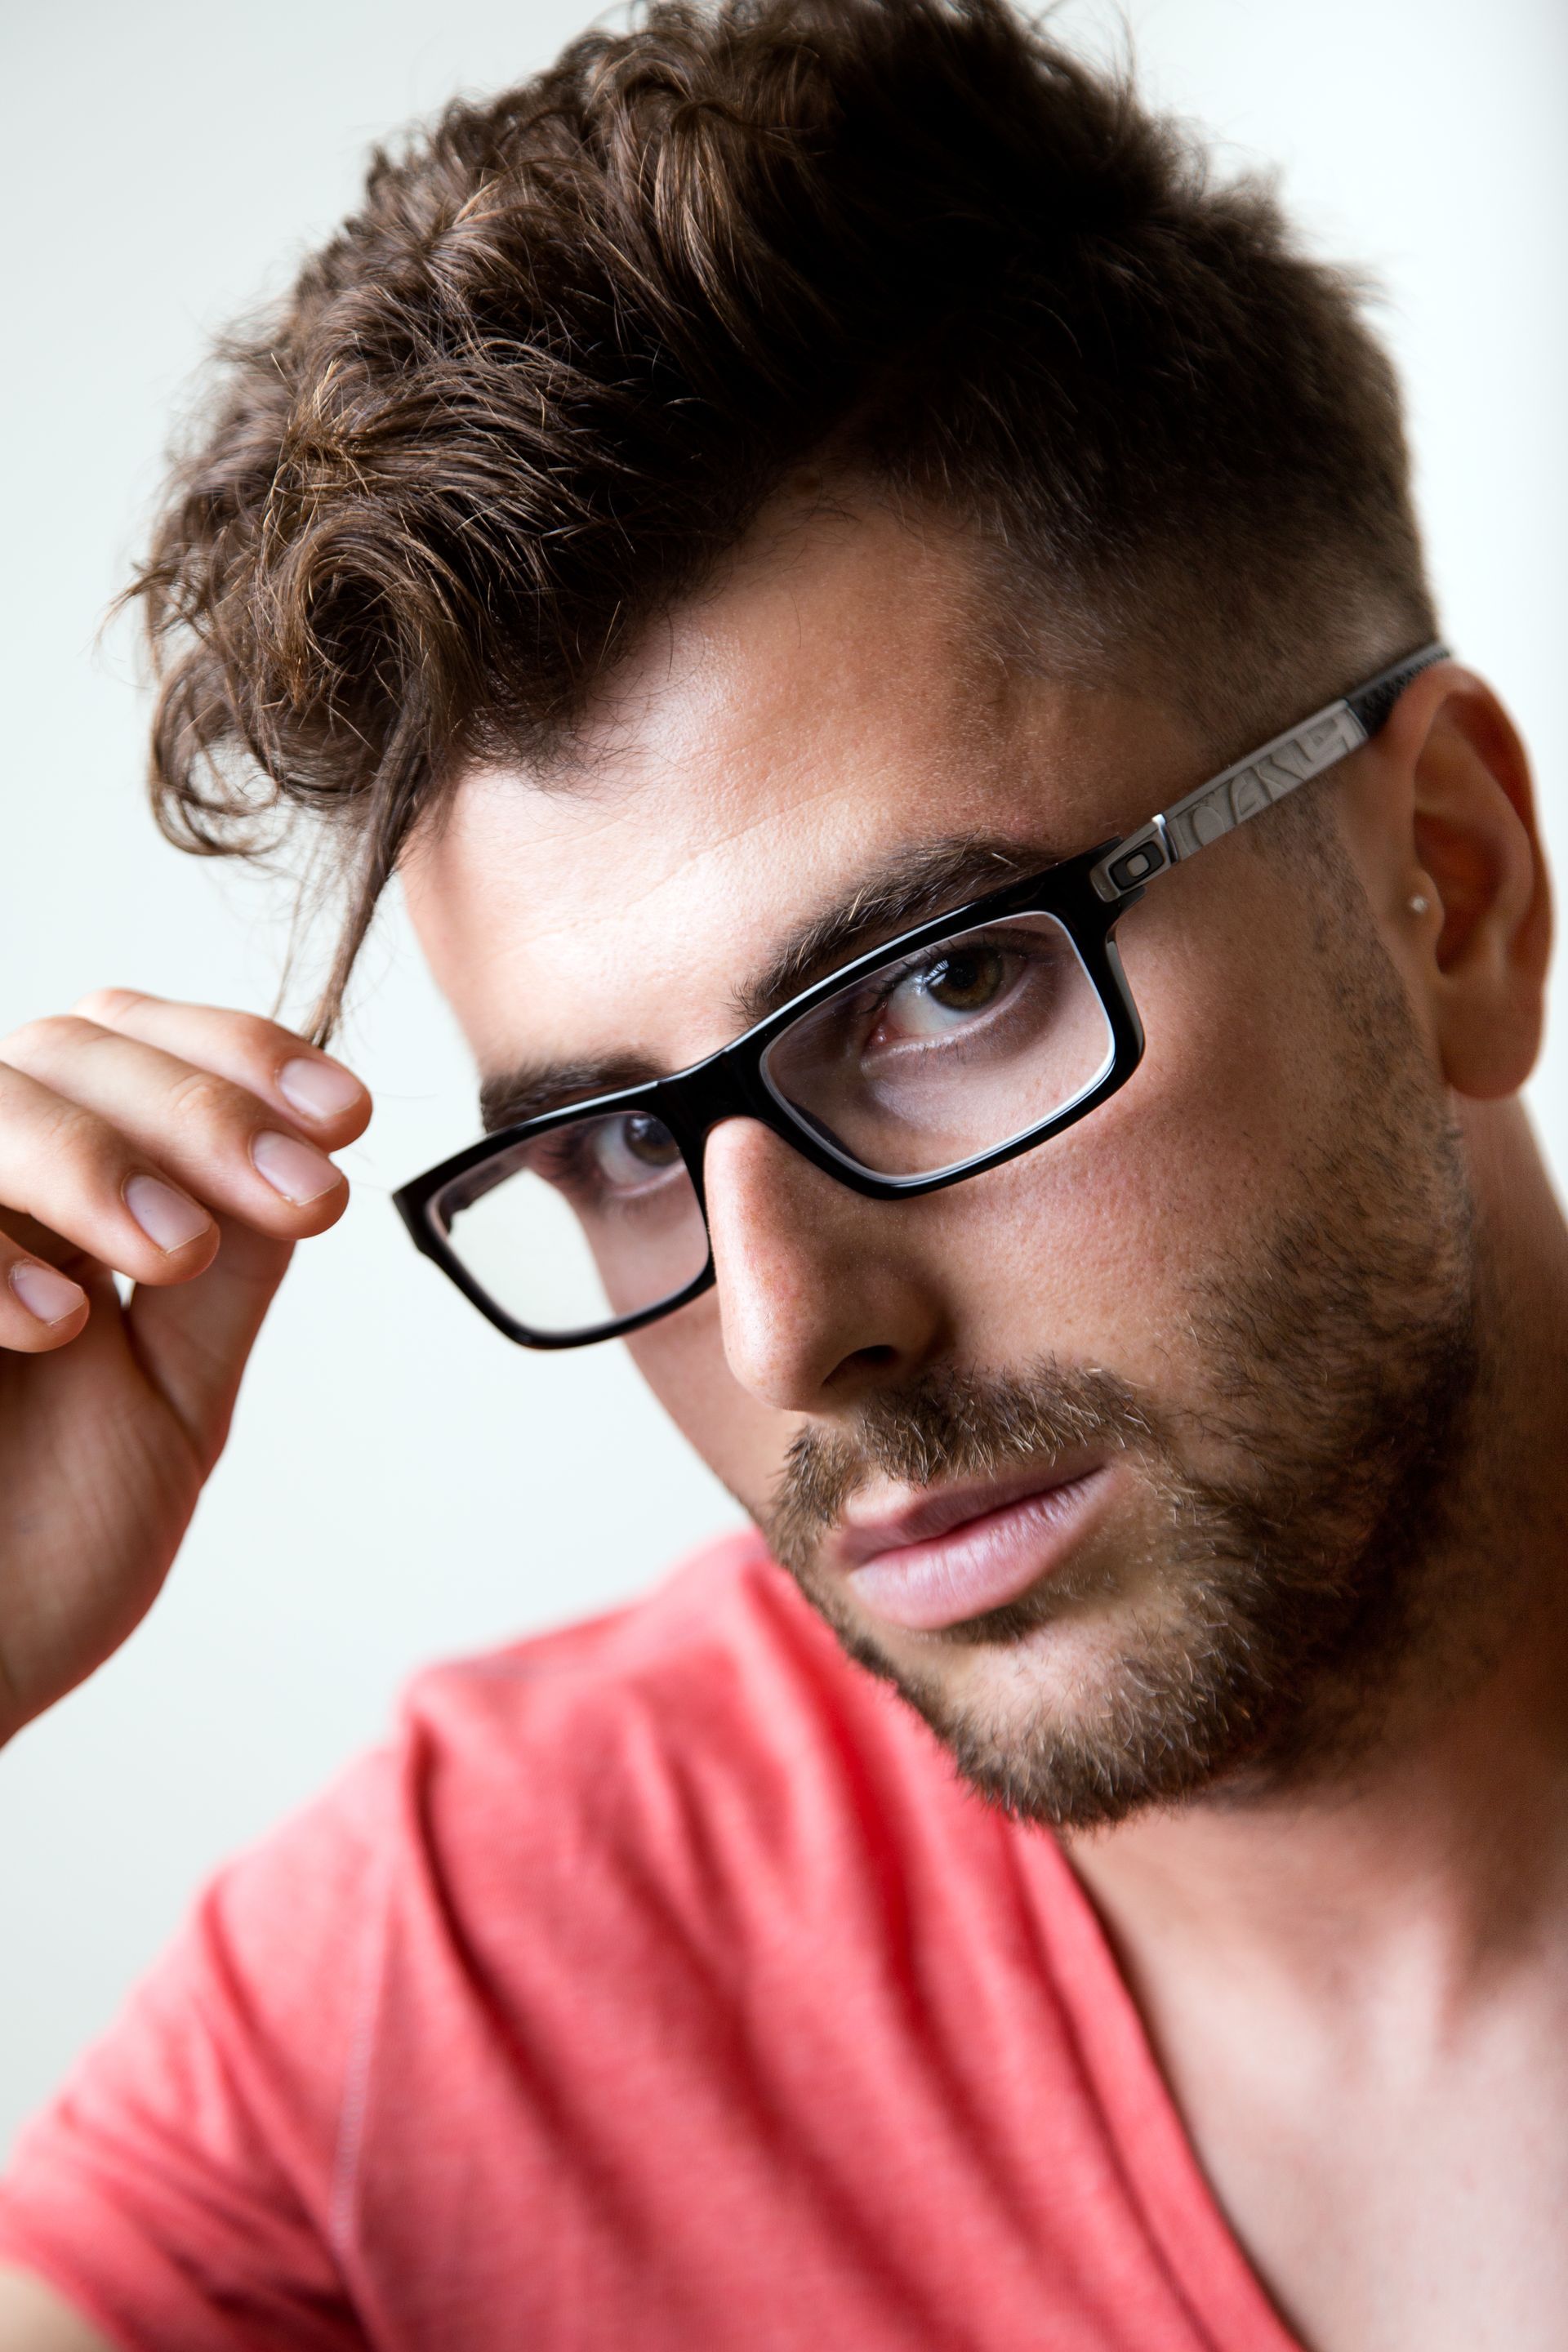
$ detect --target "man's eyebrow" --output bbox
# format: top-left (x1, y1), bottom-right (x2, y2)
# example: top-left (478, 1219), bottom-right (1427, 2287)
top-left (728, 832), bottom-right (1061, 1029)
top-left (475, 834), bottom-right (1064, 1134)
top-left (479, 1055), bottom-right (662, 1135)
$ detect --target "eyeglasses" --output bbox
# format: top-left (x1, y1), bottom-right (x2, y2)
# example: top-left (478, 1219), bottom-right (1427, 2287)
top-left (394, 643), bottom-right (1446, 1348)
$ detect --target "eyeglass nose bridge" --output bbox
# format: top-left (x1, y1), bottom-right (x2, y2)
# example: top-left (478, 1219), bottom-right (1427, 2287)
top-left (648, 1041), bottom-right (813, 1216)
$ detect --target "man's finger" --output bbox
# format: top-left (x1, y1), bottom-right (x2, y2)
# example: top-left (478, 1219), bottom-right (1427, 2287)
top-left (73, 990), bottom-right (372, 1148)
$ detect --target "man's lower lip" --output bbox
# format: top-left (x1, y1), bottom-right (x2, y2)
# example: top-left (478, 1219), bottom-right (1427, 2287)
top-left (843, 1470), bottom-right (1110, 1632)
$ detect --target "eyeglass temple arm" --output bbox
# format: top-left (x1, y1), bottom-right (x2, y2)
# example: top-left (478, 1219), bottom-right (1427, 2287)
top-left (1088, 642), bottom-right (1450, 905)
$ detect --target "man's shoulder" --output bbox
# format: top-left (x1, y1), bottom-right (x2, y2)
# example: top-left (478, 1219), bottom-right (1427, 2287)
top-left (394, 1528), bottom-right (924, 1853)
top-left (415, 1526), bottom-right (785, 1690)
top-left (405, 1526), bottom-right (825, 1747)
top-left (74, 1533), bottom-right (914, 2074)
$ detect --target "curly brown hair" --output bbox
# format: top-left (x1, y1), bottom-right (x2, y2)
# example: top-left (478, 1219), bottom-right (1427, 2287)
top-left (132, 0), bottom-right (1436, 1037)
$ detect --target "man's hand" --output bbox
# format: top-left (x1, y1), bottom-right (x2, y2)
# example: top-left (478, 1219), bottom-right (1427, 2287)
top-left (0, 990), bottom-right (370, 1747)
top-left (0, 2267), bottom-right (114, 2350)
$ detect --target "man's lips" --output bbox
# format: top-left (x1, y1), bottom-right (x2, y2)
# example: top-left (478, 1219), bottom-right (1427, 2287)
top-left (831, 1458), bottom-right (1112, 1633)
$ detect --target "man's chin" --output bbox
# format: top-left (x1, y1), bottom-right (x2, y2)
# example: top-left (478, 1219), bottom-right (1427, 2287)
top-left (796, 1552), bottom-right (1229, 1833)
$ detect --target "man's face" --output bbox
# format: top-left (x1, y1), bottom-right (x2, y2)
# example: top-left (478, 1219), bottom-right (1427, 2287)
top-left (406, 501), bottom-right (1477, 1828)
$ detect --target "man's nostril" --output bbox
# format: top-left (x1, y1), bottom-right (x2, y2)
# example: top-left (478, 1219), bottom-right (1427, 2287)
top-left (830, 1343), bottom-right (901, 1385)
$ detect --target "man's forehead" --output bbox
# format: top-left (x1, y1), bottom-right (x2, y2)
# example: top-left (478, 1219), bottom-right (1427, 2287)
top-left (470, 831), bottom-right (1065, 1131)
top-left (416, 684), bottom-right (1138, 1003)
top-left (410, 727), bottom-right (1164, 1133)
top-left (550, 488), bottom-right (1024, 780)
top-left (404, 504), bottom-right (1190, 1076)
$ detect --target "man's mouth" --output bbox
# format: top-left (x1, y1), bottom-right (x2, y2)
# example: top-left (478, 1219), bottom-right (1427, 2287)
top-left (827, 1458), bottom-right (1112, 1633)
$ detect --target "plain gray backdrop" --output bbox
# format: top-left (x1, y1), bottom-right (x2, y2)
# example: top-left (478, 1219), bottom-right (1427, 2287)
top-left (2, 0), bottom-right (1566, 2152)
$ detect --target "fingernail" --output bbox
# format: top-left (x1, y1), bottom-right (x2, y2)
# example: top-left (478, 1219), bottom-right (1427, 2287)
top-left (124, 1174), bottom-right (212, 1253)
top-left (252, 1130), bottom-right (341, 1205)
top-left (277, 1057), bottom-right (363, 1122)
top-left (10, 1261), bottom-right (87, 1325)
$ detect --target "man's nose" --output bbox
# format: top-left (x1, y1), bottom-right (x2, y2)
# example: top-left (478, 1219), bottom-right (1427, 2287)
top-left (700, 1118), bottom-right (949, 1413)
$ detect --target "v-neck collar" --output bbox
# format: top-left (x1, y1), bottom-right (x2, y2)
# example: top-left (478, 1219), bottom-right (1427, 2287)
top-left (1011, 1823), bottom-right (1307, 2352)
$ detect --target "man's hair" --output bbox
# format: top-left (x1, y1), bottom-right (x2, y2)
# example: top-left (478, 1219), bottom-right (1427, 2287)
top-left (133, 0), bottom-right (1437, 1036)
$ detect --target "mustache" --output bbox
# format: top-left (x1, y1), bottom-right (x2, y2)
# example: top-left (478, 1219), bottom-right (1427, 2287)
top-left (766, 1361), bottom-right (1156, 1575)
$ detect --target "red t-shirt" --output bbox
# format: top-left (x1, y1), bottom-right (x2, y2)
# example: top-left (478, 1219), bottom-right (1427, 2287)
top-left (0, 1534), bottom-right (1298, 2350)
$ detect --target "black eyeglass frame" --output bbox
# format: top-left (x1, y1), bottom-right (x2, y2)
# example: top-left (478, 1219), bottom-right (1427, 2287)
top-left (394, 643), bottom-right (1448, 1349)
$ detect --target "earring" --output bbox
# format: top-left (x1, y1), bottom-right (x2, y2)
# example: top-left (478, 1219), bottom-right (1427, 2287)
top-left (1409, 893), bottom-right (1431, 916)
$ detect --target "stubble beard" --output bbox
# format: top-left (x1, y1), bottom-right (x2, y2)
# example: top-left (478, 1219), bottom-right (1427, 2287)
top-left (761, 885), bottom-right (1485, 1834)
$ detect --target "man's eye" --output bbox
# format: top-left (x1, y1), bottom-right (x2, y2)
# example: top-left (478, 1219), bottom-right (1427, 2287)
top-left (589, 1113), bottom-right (682, 1190)
top-left (881, 945), bottom-right (1013, 1037)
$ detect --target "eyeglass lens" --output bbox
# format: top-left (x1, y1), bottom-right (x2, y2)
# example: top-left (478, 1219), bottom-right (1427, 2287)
top-left (432, 908), bottom-right (1114, 1339)
top-left (761, 911), bottom-right (1113, 1178)
top-left (433, 1108), bottom-right (709, 1341)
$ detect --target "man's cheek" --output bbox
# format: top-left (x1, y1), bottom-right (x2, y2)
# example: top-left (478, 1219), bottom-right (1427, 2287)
top-left (1023, 950), bottom-right (1330, 1374)
top-left (920, 1111), bottom-right (1218, 1388)
top-left (627, 1298), bottom-right (795, 1513)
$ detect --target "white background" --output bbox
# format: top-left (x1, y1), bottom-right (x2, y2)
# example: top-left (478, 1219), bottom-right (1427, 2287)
top-left (2, 0), bottom-right (1564, 2152)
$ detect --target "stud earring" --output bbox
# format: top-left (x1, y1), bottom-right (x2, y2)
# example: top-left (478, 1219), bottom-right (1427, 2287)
top-left (1409, 893), bottom-right (1431, 916)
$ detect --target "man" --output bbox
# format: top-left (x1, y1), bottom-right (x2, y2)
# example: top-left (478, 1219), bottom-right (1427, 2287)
top-left (0, 0), bottom-right (1563, 2343)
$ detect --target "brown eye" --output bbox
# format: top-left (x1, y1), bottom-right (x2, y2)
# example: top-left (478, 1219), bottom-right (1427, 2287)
top-left (873, 942), bottom-right (1019, 1043)
top-left (623, 1114), bottom-right (680, 1168)
top-left (589, 1111), bottom-right (683, 1192)
top-left (924, 947), bottom-right (1006, 1013)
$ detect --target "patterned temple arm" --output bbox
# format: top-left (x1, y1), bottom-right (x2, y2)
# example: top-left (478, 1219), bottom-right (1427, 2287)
top-left (1089, 642), bottom-right (1450, 904)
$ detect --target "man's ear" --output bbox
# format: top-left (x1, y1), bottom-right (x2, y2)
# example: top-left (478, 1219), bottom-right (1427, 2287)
top-left (1374, 665), bottom-right (1550, 1101)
